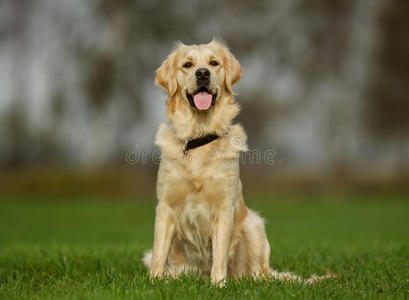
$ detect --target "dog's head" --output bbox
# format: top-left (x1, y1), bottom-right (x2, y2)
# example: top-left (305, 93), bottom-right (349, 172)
top-left (155, 40), bottom-right (242, 111)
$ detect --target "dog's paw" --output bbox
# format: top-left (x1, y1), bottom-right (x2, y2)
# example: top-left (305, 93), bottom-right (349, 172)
top-left (149, 268), bottom-right (165, 280)
top-left (211, 277), bottom-right (226, 287)
top-left (211, 271), bottom-right (227, 287)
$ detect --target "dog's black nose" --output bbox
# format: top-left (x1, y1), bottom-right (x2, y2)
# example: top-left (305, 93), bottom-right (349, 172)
top-left (195, 68), bottom-right (210, 81)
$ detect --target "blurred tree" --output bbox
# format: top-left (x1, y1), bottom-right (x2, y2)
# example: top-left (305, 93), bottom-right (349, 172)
top-left (5, 99), bottom-right (28, 166)
top-left (85, 54), bottom-right (115, 109)
top-left (366, 0), bottom-right (409, 170)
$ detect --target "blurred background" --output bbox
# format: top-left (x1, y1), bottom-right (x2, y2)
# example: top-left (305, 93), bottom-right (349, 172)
top-left (1, 0), bottom-right (408, 196)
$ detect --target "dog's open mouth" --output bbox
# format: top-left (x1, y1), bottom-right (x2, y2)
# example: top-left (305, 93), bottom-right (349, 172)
top-left (186, 86), bottom-right (217, 111)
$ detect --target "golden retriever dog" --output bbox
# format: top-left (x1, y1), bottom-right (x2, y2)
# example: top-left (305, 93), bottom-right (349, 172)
top-left (143, 40), bottom-right (332, 285)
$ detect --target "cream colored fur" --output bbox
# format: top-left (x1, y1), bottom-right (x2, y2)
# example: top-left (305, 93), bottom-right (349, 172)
top-left (144, 40), bottom-right (333, 285)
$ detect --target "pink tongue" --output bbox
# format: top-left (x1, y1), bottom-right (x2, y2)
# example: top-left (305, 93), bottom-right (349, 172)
top-left (193, 92), bottom-right (212, 110)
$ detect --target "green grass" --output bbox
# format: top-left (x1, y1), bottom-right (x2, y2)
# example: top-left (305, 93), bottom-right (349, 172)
top-left (0, 194), bottom-right (408, 299)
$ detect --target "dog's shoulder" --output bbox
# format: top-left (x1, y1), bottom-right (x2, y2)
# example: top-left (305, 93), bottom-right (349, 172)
top-left (209, 124), bottom-right (248, 162)
top-left (155, 123), bottom-right (173, 147)
top-left (155, 123), bottom-right (182, 158)
top-left (224, 124), bottom-right (248, 153)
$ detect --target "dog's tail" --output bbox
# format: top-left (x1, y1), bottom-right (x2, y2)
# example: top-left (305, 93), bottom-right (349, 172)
top-left (142, 250), bottom-right (152, 269)
top-left (269, 269), bottom-right (336, 284)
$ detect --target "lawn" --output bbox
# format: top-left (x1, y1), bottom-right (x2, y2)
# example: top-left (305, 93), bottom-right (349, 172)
top-left (0, 193), bottom-right (408, 299)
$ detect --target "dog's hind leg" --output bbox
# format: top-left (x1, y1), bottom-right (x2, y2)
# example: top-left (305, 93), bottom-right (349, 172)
top-left (239, 209), bottom-right (272, 276)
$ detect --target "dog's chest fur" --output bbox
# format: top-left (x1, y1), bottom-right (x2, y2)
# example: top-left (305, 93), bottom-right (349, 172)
top-left (177, 191), bottom-right (214, 269)
top-left (171, 154), bottom-right (226, 267)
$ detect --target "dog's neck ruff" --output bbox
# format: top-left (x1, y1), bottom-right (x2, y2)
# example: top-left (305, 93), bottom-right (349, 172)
top-left (183, 134), bottom-right (219, 154)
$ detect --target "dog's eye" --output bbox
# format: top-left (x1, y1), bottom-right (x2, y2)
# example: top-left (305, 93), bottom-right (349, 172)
top-left (183, 62), bottom-right (192, 68)
top-left (209, 60), bottom-right (219, 66)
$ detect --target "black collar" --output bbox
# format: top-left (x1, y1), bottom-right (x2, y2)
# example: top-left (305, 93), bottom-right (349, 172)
top-left (183, 134), bottom-right (219, 154)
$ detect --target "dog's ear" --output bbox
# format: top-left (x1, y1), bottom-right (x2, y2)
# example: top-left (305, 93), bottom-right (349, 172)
top-left (155, 52), bottom-right (178, 97)
top-left (223, 49), bottom-right (242, 94)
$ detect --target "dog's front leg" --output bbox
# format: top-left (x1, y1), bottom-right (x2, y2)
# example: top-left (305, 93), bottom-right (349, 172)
top-left (150, 203), bottom-right (175, 278)
top-left (211, 206), bottom-right (234, 285)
